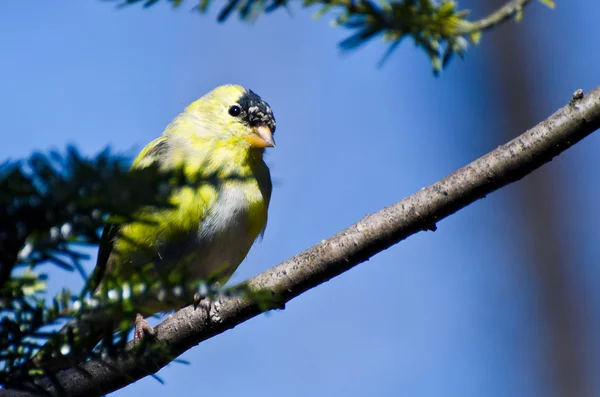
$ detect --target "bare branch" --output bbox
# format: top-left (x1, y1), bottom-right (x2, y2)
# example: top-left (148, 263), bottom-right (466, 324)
top-left (5, 86), bottom-right (600, 397)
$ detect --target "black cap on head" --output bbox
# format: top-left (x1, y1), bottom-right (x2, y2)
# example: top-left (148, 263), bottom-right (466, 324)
top-left (235, 89), bottom-right (276, 134)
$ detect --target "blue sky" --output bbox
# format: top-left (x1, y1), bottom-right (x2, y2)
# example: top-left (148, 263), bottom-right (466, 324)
top-left (1, 1), bottom-right (599, 397)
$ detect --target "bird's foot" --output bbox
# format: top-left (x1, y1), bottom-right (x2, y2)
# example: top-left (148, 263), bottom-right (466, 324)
top-left (194, 293), bottom-right (213, 323)
top-left (134, 313), bottom-right (156, 345)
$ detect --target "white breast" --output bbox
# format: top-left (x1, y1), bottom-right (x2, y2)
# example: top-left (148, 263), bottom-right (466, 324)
top-left (190, 185), bottom-right (255, 282)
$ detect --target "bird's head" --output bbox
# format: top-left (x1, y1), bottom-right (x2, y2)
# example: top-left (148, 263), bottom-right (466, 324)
top-left (182, 85), bottom-right (276, 150)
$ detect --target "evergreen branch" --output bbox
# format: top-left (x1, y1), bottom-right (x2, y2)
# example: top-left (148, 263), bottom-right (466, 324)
top-left (5, 86), bottom-right (598, 397)
top-left (0, 147), bottom-right (270, 386)
top-left (109, 0), bottom-right (553, 73)
top-left (0, 149), bottom-right (182, 384)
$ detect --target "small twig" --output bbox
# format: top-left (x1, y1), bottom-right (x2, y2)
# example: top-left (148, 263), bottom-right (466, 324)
top-left (310, 0), bottom-right (534, 35)
top-left (460, 0), bottom-right (532, 33)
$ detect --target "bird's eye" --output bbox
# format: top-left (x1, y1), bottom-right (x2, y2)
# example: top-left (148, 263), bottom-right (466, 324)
top-left (228, 105), bottom-right (242, 117)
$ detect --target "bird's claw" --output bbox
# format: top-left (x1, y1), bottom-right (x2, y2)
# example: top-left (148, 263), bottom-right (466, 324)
top-left (134, 313), bottom-right (156, 345)
top-left (193, 292), bottom-right (213, 323)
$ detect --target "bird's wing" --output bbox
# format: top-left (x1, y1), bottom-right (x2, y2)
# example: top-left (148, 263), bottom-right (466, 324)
top-left (84, 136), bottom-right (170, 294)
top-left (131, 136), bottom-right (170, 169)
top-left (255, 160), bottom-right (272, 238)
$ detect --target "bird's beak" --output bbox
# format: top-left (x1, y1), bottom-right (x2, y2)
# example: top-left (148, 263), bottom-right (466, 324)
top-left (246, 126), bottom-right (275, 148)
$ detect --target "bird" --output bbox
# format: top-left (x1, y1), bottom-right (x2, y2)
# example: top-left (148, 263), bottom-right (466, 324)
top-left (34, 84), bottom-right (276, 371)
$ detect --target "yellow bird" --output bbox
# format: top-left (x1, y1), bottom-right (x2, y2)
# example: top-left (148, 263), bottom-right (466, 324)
top-left (35, 85), bottom-right (276, 369)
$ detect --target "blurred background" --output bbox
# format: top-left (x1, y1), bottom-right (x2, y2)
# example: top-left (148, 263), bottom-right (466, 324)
top-left (1, 1), bottom-right (599, 396)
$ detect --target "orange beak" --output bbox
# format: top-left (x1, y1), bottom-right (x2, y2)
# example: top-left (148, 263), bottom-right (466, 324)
top-left (246, 125), bottom-right (275, 148)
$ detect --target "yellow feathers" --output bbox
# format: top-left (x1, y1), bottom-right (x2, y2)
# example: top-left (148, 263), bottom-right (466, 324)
top-left (105, 85), bottom-right (276, 287)
top-left (32, 85), bottom-right (277, 369)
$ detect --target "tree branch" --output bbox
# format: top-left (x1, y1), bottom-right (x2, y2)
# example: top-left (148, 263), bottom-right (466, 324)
top-left (6, 86), bottom-right (600, 397)
top-left (113, 0), bottom-right (544, 72)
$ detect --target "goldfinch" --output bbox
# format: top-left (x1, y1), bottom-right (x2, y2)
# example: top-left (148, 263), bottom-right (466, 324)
top-left (106, 84), bottom-right (275, 292)
top-left (36, 85), bottom-right (276, 369)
